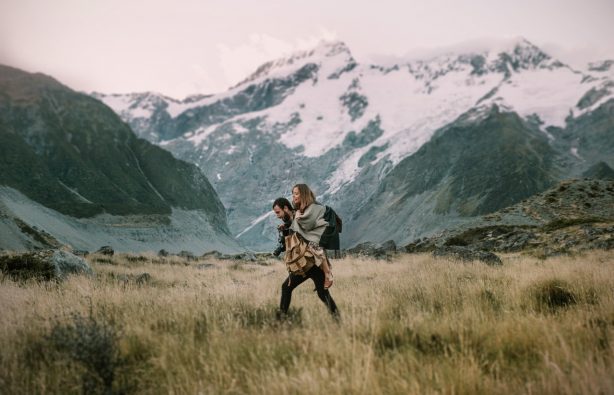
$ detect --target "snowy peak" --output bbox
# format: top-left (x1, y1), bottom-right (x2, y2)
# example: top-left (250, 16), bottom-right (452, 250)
top-left (234, 40), bottom-right (356, 87)
top-left (491, 37), bottom-right (561, 73)
top-left (401, 37), bottom-right (562, 83)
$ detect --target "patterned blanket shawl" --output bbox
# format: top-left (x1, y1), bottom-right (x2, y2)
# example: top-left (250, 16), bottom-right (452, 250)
top-left (290, 203), bottom-right (328, 244)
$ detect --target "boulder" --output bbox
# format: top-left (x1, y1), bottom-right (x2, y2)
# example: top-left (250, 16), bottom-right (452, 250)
top-left (380, 240), bottom-right (397, 253)
top-left (432, 246), bottom-right (502, 266)
top-left (157, 249), bottom-right (169, 257)
top-left (201, 250), bottom-right (225, 259)
top-left (0, 250), bottom-right (93, 280)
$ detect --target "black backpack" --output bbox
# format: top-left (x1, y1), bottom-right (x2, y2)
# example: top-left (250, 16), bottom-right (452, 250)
top-left (319, 205), bottom-right (342, 251)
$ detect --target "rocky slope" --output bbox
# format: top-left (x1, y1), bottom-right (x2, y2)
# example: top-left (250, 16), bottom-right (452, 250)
top-left (404, 178), bottom-right (614, 257)
top-left (0, 65), bottom-right (241, 253)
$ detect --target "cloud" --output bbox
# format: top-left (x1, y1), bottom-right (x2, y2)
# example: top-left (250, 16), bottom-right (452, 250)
top-left (217, 27), bottom-right (338, 88)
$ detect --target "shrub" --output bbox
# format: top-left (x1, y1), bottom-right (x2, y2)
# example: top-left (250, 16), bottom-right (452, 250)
top-left (125, 255), bottom-right (148, 263)
top-left (530, 279), bottom-right (578, 312)
top-left (94, 258), bottom-right (114, 265)
top-left (45, 310), bottom-right (127, 394)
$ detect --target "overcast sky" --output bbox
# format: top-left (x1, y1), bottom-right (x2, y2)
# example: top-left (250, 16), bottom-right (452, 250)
top-left (1, 0), bottom-right (613, 98)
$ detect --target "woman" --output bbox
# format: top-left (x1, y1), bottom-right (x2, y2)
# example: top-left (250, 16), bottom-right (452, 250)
top-left (279, 184), bottom-right (339, 319)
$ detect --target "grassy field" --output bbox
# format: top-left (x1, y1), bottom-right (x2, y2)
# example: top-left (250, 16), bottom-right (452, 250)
top-left (0, 250), bottom-right (613, 394)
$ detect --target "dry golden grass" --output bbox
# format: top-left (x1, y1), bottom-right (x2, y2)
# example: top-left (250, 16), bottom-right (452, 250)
top-left (1, 250), bottom-right (613, 394)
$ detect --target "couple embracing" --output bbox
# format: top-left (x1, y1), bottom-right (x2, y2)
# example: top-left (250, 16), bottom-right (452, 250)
top-left (272, 184), bottom-right (341, 320)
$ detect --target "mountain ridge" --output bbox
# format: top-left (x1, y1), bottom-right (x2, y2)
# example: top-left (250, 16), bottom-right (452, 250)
top-left (90, 38), bottom-right (614, 250)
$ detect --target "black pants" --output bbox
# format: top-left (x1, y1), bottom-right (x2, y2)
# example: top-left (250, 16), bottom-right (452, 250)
top-left (280, 265), bottom-right (339, 317)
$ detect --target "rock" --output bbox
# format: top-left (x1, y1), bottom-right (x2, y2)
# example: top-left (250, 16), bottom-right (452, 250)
top-left (496, 231), bottom-right (536, 252)
top-left (71, 249), bottom-right (89, 257)
top-left (347, 241), bottom-right (377, 255)
top-left (404, 237), bottom-right (436, 253)
top-left (0, 249), bottom-right (93, 280)
top-left (380, 240), bottom-right (397, 253)
top-left (200, 250), bottom-right (222, 258)
top-left (95, 246), bottom-right (114, 256)
top-left (432, 246), bottom-right (502, 266)
top-left (158, 249), bottom-right (169, 257)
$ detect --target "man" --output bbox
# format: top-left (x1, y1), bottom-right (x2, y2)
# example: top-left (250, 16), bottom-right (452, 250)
top-left (271, 197), bottom-right (294, 257)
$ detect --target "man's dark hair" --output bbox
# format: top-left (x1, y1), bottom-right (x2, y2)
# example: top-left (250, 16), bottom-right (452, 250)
top-left (272, 197), bottom-right (293, 211)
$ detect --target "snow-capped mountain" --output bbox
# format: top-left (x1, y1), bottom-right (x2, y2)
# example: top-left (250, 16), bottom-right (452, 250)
top-left (94, 38), bottom-right (614, 250)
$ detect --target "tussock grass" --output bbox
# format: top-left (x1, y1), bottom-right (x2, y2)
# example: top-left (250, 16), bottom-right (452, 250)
top-left (0, 251), bottom-right (613, 394)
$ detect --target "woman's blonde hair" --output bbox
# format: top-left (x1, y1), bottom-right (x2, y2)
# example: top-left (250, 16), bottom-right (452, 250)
top-left (293, 184), bottom-right (315, 212)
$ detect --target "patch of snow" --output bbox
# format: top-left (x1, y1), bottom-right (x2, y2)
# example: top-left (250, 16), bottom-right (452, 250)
top-left (327, 146), bottom-right (373, 194)
top-left (166, 96), bottom-right (213, 118)
top-left (130, 106), bottom-right (153, 119)
top-left (485, 67), bottom-right (593, 128)
top-left (233, 123), bottom-right (249, 134)
top-left (236, 210), bottom-right (274, 239)
top-left (540, 126), bottom-right (555, 141)
top-left (570, 147), bottom-right (583, 160)
top-left (58, 181), bottom-right (94, 204)
top-left (576, 80), bottom-right (614, 117)
top-left (273, 73), bottom-right (356, 156)
top-left (97, 94), bottom-right (133, 114)
top-left (187, 125), bottom-right (218, 146)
